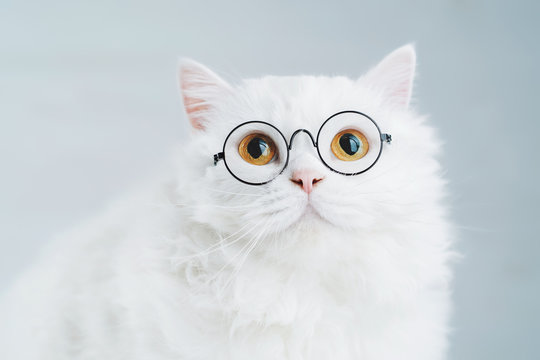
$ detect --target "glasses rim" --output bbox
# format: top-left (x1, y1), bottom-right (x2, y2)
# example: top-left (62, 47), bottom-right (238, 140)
top-left (315, 110), bottom-right (385, 177)
top-left (221, 120), bottom-right (291, 185)
top-left (216, 110), bottom-right (391, 186)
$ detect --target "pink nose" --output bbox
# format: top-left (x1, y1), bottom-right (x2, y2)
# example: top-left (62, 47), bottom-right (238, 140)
top-left (290, 169), bottom-right (324, 194)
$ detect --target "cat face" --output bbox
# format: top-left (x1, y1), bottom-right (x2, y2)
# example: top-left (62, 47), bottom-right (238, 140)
top-left (178, 45), bottom-right (441, 250)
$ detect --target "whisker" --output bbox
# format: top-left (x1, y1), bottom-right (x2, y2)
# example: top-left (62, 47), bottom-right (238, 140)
top-left (203, 187), bottom-right (262, 197)
top-left (171, 221), bottom-right (260, 267)
top-left (397, 217), bottom-right (491, 233)
top-left (218, 214), bottom-right (276, 293)
top-left (179, 203), bottom-right (263, 210)
top-left (206, 231), bottom-right (258, 287)
top-left (315, 195), bottom-right (408, 208)
top-left (355, 161), bottom-right (406, 186)
top-left (198, 215), bottom-right (274, 288)
top-left (145, 202), bottom-right (263, 212)
top-left (240, 197), bottom-right (298, 219)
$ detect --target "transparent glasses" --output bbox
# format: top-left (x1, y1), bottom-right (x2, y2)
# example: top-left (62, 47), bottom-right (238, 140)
top-left (213, 110), bottom-right (392, 185)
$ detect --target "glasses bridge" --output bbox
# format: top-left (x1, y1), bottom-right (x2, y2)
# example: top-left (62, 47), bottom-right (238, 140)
top-left (287, 129), bottom-right (317, 150)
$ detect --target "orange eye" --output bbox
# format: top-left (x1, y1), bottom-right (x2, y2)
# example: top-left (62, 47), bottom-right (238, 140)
top-left (238, 133), bottom-right (276, 165)
top-left (331, 129), bottom-right (369, 161)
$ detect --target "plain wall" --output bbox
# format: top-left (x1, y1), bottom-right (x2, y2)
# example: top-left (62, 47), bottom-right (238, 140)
top-left (1, 1), bottom-right (538, 359)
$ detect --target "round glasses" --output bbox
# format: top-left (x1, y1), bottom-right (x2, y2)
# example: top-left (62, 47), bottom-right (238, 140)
top-left (213, 111), bottom-right (392, 185)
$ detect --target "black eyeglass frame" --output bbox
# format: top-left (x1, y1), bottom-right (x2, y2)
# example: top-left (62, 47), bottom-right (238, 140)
top-left (213, 110), bottom-right (392, 186)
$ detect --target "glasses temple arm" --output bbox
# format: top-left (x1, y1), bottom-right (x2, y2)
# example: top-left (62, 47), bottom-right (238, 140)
top-left (213, 152), bottom-right (224, 166)
top-left (381, 133), bottom-right (392, 144)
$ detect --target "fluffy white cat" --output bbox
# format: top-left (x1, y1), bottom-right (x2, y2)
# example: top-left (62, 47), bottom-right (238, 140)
top-left (0, 45), bottom-right (454, 359)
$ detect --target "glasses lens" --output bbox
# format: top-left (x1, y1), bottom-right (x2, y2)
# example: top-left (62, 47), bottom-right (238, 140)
top-left (223, 122), bottom-right (289, 185)
top-left (317, 112), bottom-right (383, 175)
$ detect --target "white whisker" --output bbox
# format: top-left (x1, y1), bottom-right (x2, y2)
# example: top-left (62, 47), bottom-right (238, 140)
top-left (218, 214), bottom-right (277, 294)
top-left (146, 202), bottom-right (263, 212)
top-left (171, 221), bottom-right (261, 267)
top-left (203, 188), bottom-right (262, 197)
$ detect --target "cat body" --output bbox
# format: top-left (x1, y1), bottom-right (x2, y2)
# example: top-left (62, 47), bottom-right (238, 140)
top-left (0, 45), bottom-right (453, 359)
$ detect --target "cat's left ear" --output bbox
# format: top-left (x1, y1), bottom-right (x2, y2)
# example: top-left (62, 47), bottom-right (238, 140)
top-left (362, 44), bottom-right (416, 108)
top-left (179, 59), bottom-right (232, 130)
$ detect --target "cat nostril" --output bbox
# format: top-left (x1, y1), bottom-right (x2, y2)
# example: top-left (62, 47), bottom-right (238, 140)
top-left (290, 170), bottom-right (324, 194)
top-left (291, 178), bottom-right (322, 187)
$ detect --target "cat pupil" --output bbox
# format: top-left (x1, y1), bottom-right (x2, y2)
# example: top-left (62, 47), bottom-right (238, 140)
top-left (339, 133), bottom-right (360, 155)
top-left (247, 137), bottom-right (267, 159)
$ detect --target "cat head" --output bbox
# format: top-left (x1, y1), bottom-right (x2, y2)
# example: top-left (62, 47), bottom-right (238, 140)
top-left (176, 45), bottom-right (442, 259)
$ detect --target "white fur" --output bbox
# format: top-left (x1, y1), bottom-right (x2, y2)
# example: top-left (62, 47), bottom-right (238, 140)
top-left (0, 45), bottom-right (454, 359)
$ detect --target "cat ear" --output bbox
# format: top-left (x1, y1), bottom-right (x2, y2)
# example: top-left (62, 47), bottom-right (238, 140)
top-left (362, 44), bottom-right (416, 108)
top-left (179, 59), bottom-right (232, 130)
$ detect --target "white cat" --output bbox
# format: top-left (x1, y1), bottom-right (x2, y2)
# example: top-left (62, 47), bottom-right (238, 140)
top-left (0, 45), bottom-right (454, 360)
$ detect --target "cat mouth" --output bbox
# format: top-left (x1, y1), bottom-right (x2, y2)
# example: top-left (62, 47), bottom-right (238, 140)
top-left (296, 203), bottom-right (330, 226)
top-left (260, 196), bottom-right (333, 234)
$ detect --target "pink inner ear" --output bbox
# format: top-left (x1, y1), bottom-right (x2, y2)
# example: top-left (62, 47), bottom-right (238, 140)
top-left (374, 64), bottom-right (414, 107)
top-left (393, 81), bottom-right (412, 106)
top-left (181, 93), bottom-right (209, 130)
top-left (364, 45), bottom-right (416, 108)
top-left (180, 67), bottom-right (213, 130)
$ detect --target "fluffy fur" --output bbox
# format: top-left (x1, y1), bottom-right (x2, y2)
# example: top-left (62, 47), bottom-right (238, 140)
top-left (0, 45), bottom-right (454, 359)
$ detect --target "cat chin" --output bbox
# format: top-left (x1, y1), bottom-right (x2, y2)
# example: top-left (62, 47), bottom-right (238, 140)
top-left (289, 201), bottom-right (374, 234)
top-left (297, 202), bottom-right (357, 230)
top-left (277, 204), bottom-right (336, 234)
top-left (300, 204), bottom-right (328, 224)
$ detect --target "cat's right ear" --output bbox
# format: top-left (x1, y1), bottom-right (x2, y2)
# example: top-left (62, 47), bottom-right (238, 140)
top-left (178, 59), bottom-right (232, 130)
top-left (362, 44), bottom-right (416, 108)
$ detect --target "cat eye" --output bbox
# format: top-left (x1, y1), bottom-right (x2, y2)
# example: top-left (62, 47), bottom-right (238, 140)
top-left (213, 111), bottom-right (392, 185)
top-left (330, 129), bottom-right (369, 161)
top-left (238, 133), bottom-right (276, 165)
